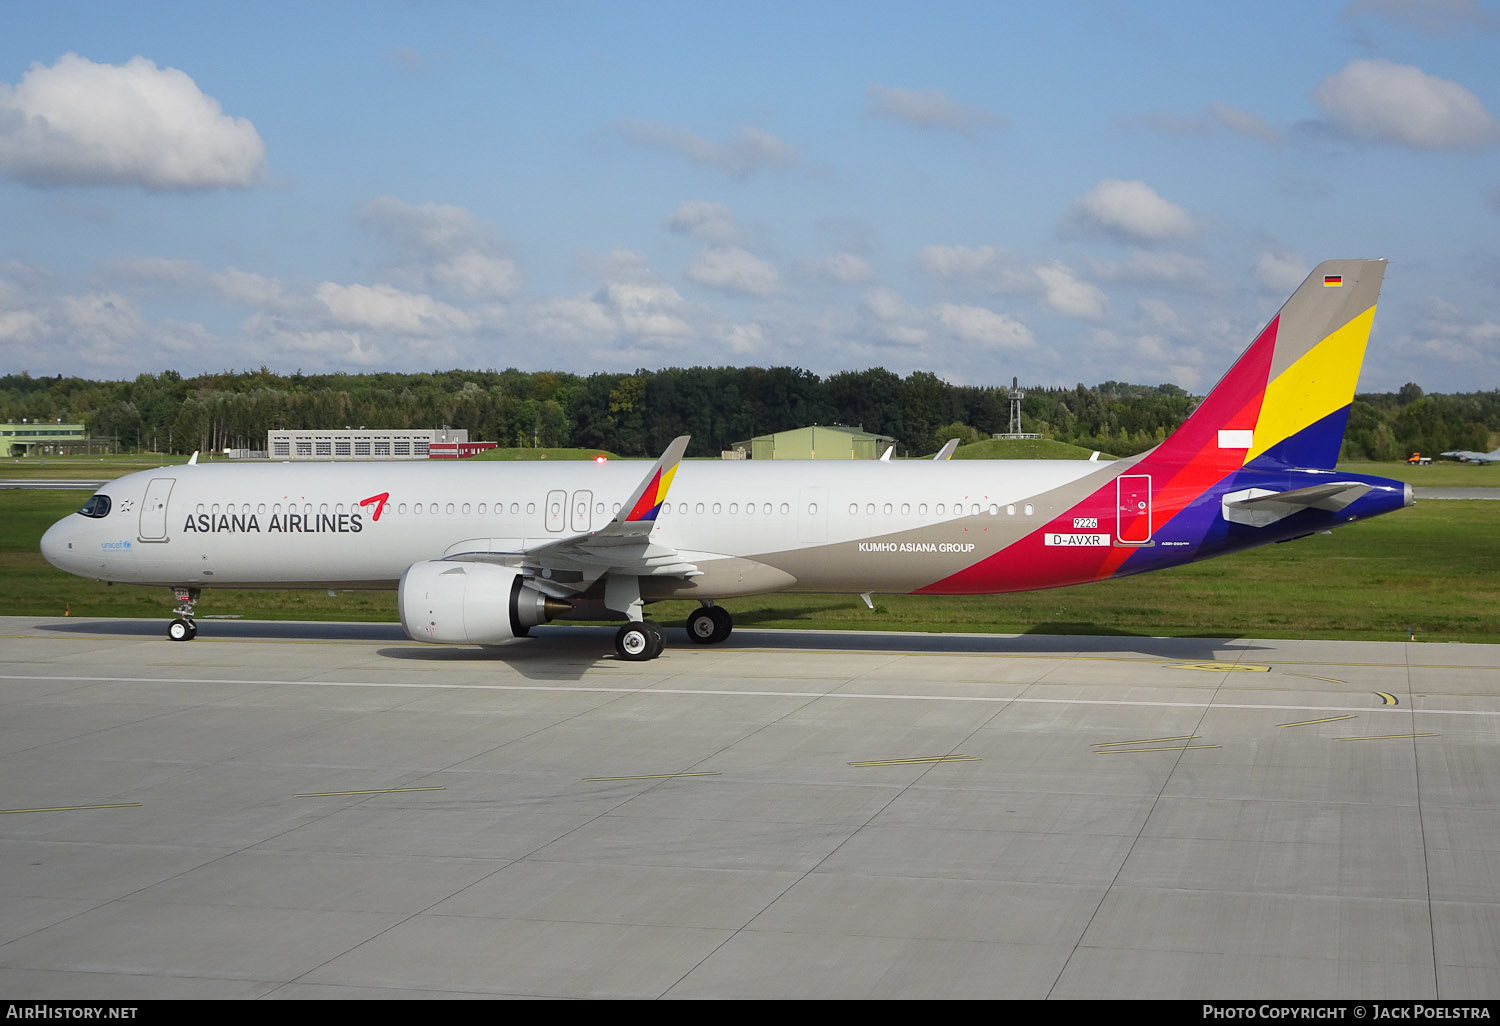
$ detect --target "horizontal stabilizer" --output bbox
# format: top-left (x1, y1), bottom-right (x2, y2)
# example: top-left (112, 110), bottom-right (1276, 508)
top-left (1221, 481), bottom-right (1371, 528)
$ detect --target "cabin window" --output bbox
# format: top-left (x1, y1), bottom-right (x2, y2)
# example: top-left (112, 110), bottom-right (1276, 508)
top-left (511, 503), bottom-right (520, 515)
top-left (1024, 503), bottom-right (1034, 516)
top-left (526, 503), bottom-right (536, 515)
top-left (1006, 504), bottom-right (1015, 516)
top-left (779, 502), bottom-right (789, 515)
top-left (809, 503), bottom-right (818, 515)
top-left (696, 502), bottom-right (705, 514)
top-left (477, 503), bottom-right (486, 515)
top-left (848, 503), bottom-right (857, 515)
top-left (883, 503), bottom-right (893, 515)
top-left (866, 503), bottom-right (876, 516)
top-left (918, 503), bottom-right (928, 515)
top-left (712, 502), bottom-right (722, 514)
top-left (936, 503), bottom-right (945, 515)
top-left (462, 503), bottom-right (471, 515)
top-left (730, 503), bottom-right (739, 515)
top-left (901, 503), bottom-right (910, 515)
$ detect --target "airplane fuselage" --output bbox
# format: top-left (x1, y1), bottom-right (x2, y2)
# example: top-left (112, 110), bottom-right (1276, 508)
top-left (41, 454), bottom-right (1409, 601)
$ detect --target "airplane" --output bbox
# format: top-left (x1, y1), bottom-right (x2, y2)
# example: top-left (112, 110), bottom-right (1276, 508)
top-left (42, 259), bottom-right (1410, 661)
top-left (1439, 446), bottom-right (1500, 464)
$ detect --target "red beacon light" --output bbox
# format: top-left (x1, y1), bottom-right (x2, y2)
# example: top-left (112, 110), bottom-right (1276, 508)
top-left (594, 454), bottom-right (608, 464)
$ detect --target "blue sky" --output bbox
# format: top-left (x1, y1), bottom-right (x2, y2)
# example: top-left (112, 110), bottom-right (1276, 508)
top-left (2, 0), bottom-right (1498, 393)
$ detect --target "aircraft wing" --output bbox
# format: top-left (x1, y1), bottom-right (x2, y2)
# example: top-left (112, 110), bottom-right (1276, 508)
top-left (933, 438), bottom-right (960, 461)
top-left (1221, 481), bottom-right (1372, 528)
top-left (445, 436), bottom-right (696, 597)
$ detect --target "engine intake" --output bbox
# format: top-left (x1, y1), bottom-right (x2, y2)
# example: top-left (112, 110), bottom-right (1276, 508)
top-left (398, 560), bottom-right (568, 645)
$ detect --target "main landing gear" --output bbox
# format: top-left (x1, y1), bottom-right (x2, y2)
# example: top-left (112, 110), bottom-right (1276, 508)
top-left (167, 587), bottom-right (199, 641)
top-left (611, 605), bottom-right (734, 661)
top-left (685, 605), bottom-right (733, 645)
top-left (614, 620), bottom-right (665, 661)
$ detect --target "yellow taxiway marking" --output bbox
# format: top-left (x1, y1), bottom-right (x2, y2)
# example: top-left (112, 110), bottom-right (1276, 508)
top-left (584, 771), bottom-right (721, 781)
top-left (294, 787), bottom-right (446, 797)
top-left (1095, 745), bottom-right (1220, 753)
top-left (0, 802), bottom-right (141, 814)
top-left (1094, 735), bottom-right (1198, 747)
top-left (1168, 662), bottom-right (1271, 672)
top-left (1375, 692), bottom-right (1400, 706)
top-left (1287, 673), bottom-right (1348, 685)
top-left (848, 755), bottom-right (979, 767)
top-left (1279, 715), bottom-right (1358, 727)
top-left (1332, 733), bottom-right (1439, 742)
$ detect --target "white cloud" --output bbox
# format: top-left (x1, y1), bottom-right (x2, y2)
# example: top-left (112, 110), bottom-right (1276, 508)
top-left (814, 252), bottom-right (874, 284)
top-left (1137, 297), bottom-right (1181, 329)
top-left (212, 268), bottom-right (297, 310)
top-left (666, 200), bottom-right (740, 243)
top-left (0, 53), bottom-right (266, 189)
top-left (1066, 179), bottom-right (1197, 243)
top-left (362, 195), bottom-right (489, 254)
top-left (865, 85), bottom-right (1006, 133)
top-left (1089, 250), bottom-right (1209, 286)
top-left (314, 282), bottom-right (475, 336)
top-left (860, 287), bottom-right (927, 345)
top-left (1314, 59), bottom-right (1499, 149)
top-left (0, 308), bottom-right (42, 346)
top-left (916, 244), bottom-right (1032, 292)
top-left (934, 303), bottom-right (1034, 348)
top-left (360, 195), bottom-right (520, 299)
top-left (532, 250), bottom-right (695, 345)
top-left (1206, 103), bottom-right (1282, 145)
top-left (239, 317), bottom-right (390, 367)
top-left (431, 251), bottom-right (521, 300)
top-left (1132, 104), bottom-right (1282, 145)
top-left (685, 246), bottom-right (780, 297)
top-left (619, 121), bottom-right (800, 178)
top-left (1036, 262), bottom-right (1108, 320)
top-left (718, 322), bottom-right (766, 355)
top-left (1254, 252), bottom-right (1309, 294)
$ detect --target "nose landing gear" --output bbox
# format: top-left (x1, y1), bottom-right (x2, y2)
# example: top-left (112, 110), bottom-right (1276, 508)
top-left (167, 587), bottom-right (199, 641)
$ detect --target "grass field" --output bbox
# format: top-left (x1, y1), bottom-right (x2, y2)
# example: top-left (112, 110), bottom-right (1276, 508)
top-left (8, 488), bottom-right (1496, 644)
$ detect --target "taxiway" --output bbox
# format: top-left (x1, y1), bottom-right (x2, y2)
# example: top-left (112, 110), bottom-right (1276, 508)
top-left (1, 616), bottom-right (1497, 999)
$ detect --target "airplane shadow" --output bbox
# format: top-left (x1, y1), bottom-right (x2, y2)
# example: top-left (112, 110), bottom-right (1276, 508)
top-left (32, 617), bottom-right (1273, 674)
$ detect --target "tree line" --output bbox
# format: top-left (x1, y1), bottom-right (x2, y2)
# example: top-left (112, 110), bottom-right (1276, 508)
top-left (1, 368), bottom-right (1495, 460)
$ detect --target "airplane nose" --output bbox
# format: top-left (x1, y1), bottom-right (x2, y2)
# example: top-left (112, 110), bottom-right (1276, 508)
top-left (40, 518), bottom-right (75, 572)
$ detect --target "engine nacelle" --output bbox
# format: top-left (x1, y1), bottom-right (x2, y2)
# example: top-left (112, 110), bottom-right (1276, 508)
top-left (398, 560), bottom-right (568, 645)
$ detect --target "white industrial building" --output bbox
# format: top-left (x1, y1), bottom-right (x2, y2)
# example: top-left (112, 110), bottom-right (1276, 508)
top-left (267, 427), bottom-right (470, 460)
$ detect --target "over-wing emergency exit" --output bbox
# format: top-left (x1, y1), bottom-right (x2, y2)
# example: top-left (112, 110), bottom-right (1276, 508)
top-left (42, 260), bottom-right (1410, 660)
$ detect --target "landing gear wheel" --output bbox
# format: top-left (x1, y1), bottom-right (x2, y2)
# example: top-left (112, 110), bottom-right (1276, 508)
top-left (168, 617), bottom-right (196, 642)
top-left (643, 619), bottom-right (665, 659)
top-left (686, 606), bottom-right (733, 645)
top-left (615, 620), bottom-right (664, 661)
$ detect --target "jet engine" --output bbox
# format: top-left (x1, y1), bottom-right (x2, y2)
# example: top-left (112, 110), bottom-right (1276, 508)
top-left (398, 560), bottom-right (569, 645)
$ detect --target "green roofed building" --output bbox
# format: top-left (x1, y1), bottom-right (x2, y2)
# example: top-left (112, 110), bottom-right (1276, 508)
top-left (730, 424), bottom-right (898, 460)
top-left (0, 422), bottom-right (93, 457)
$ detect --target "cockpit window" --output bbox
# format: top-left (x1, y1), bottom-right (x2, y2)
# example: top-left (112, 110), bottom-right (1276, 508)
top-left (79, 494), bottom-right (111, 518)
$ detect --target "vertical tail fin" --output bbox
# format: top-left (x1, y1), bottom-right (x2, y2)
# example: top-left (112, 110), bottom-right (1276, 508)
top-left (1163, 259), bottom-right (1386, 471)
